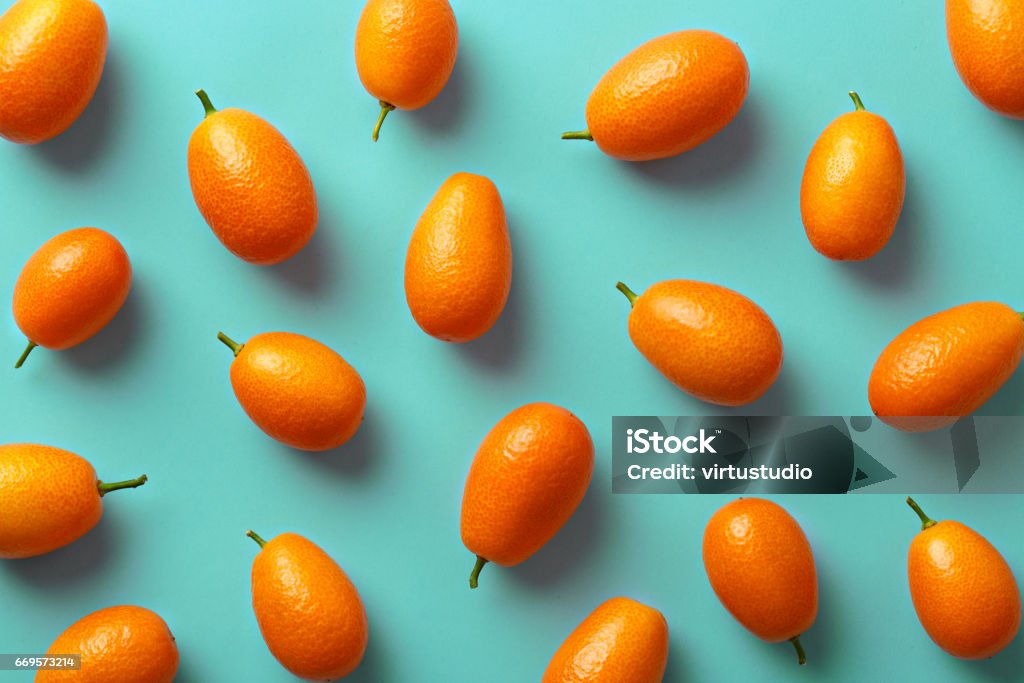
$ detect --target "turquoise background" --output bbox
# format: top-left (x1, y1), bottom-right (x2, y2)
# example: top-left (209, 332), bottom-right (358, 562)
top-left (1, 0), bottom-right (1022, 680)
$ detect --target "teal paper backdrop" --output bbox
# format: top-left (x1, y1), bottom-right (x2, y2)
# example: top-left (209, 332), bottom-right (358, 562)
top-left (1, 1), bottom-right (1022, 680)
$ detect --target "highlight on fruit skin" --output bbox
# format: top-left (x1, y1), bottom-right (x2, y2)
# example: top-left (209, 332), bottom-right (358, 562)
top-left (404, 172), bottom-right (512, 343)
top-left (0, 443), bottom-right (146, 559)
top-left (800, 91), bottom-right (905, 261)
top-left (702, 497), bottom-right (818, 666)
top-left (247, 530), bottom-right (369, 681)
top-left (946, 0), bottom-right (1024, 119)
top-left (618, 279), bottom-right (783, 406)
top-left (460, 402), bottom-right (594, 589)
top-left (562, 29), bottom-right (749, 161)
top-left (187, 89), bottom-right (319, 265)
top-left (36, 605), bottom-right (179, 683)
top-left (354, 0), bottom-right (459, 141)
top-left (12, 227), bottom-right (132, 369)
top-left (217, 331), bottom-right (367, 451)
top-left (905, 497), bottom-right (1021, 659)
top-left (0, 0), bottom-right (108, 144)
top-left (542, 597), bottom-right (669, 683)
top-left (868, 302), bottom-right (1024, 432)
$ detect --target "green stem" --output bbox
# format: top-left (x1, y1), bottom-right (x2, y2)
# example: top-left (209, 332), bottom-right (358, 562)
top-left (372, 101), bottom-right (396, 142)
top-left (98, 474), bottom-right (147, 497)
top-left (469, 555), bottom-right (488, 589)
top-left (195, 89), bottom-right (217, 117)
top-left (848, 91), bottom-right (865, 111)
top-left (906, 496), bottom-right (937, 530)
top-left (246, 530), bottom-right (267, 548)
top-left (616, 281), bottom-right (638, 307)
top-left (217, 332), bottom-right (244, 357)
top-left (789, 636), bottom-right (807, 666)
top-left (14, 340), bottom-right (37, 369)
top-left (561, 130), bottom-right (594, 141)
top-left (1019, 312), bottom-right (1023, 322)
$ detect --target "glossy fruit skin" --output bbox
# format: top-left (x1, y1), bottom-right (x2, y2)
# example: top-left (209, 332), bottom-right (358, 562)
top-left (542, 597), bottom-right (669, 683)
top-left (251, 533), bottom-right (368, 681)
top-left (625, 280), bottom-right (783, 406)
top-left (461, 403), bottom-right (594, 567)
top-left (188, 103), bottom-right (318, 265)
top-left (583, 30), bottom-right (748, 161)
top-left (869, 302), bottom-right (1024, 432)
top-left (800, 98), bottom-right (905, 261)
top-left (13, 227), bottom-right (131, 351)
top-left (0, 444), bottom-right (104, 558)
top-left (36, 605), bottom-right (179, 683)
top-left (405, 173), bottom-right (512, 343)
top-left (909, 519), bottom-right (1021, 659)
top-left (946, 0), bottom-right (1024, 118)
top-left (0, 0), bottom-right (107, 144)
top-left (355, 0), bottom-right (458, 110)
top-left (229, 332), bottom-right (366, 451)
top-left (703, 498), bottom-right (818, 643)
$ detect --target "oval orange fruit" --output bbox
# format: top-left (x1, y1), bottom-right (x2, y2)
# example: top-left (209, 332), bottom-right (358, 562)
top-left (542, 597), bottom-right (669, 683)
top-left (800, 91), bottom-right (905, 261)
top-left (36, 605), bottom-right (178, 683)
top-left (218, 331), bottom-right (366, 451)
top-left (906, 497), bottom-right (1021, 659)
top-left (562, 30), bottom-right (749, 161)
top-left (947, 0), bottom-right (1024, 118)
top-left (13, 227), bottom-right (132, 368)
top-left (355, 0), bottom-right (458, 141)
top-left (187, 89), bottom-right (318, 265)
top-left (618, 279), bottom-right (783, 406)
top-left (248, 530), bottom-right (368, 681)
top-left (461, 402), bottom-right (594, 589)
top-left (703, 498), bottom-right (818, 665)
top-left (0, 443), bottom-right (145, 559)
top-left (0, 0), bottom-right (107, 144)
top-left (404, 172), bottom-right (512, 343)
top-left (868, 302), bottom-right (1024, 432)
